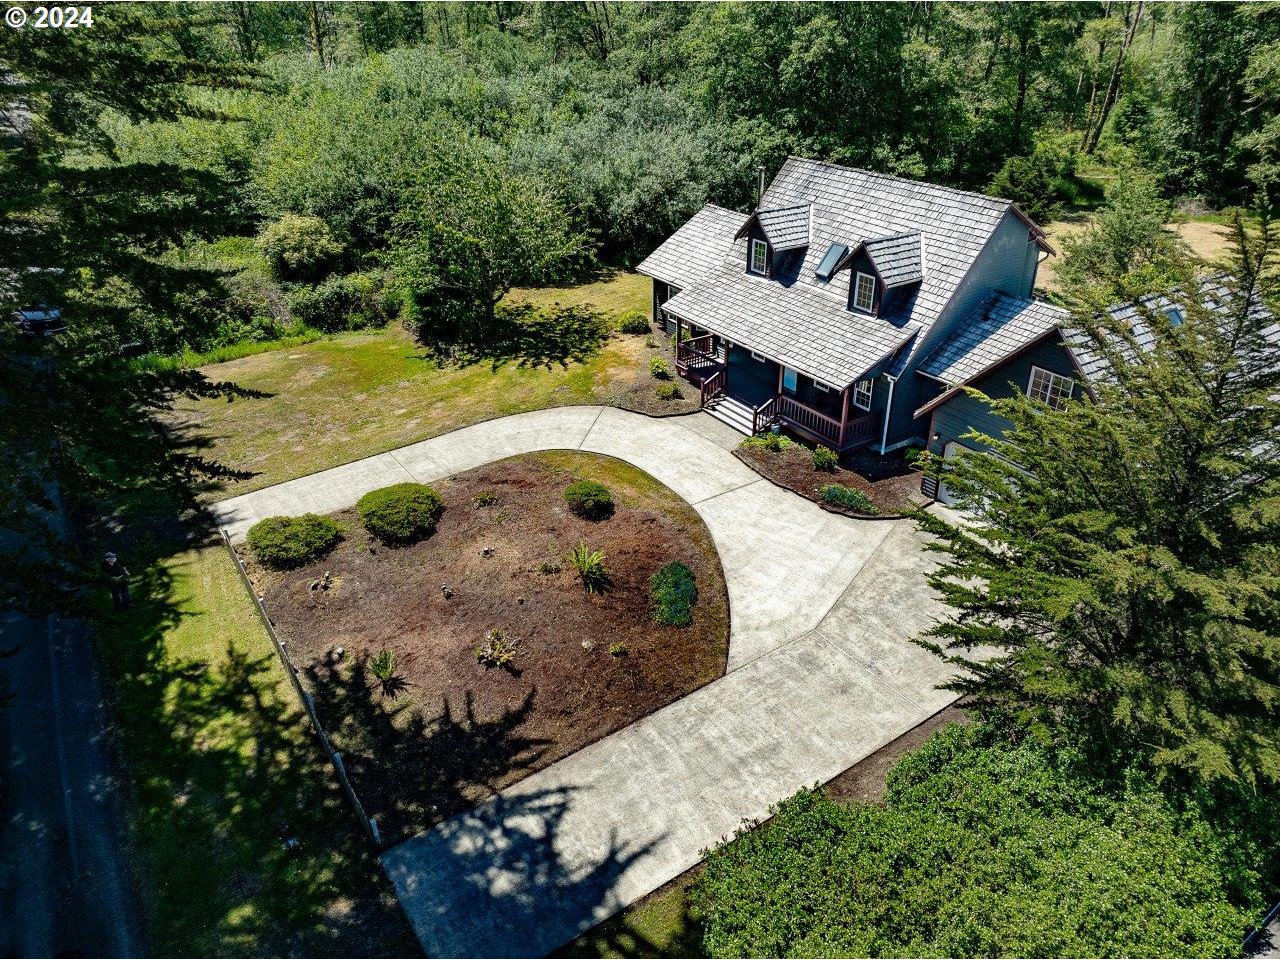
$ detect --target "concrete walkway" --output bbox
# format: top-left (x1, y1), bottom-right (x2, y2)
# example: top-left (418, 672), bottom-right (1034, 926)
top-left (210, 406), bottom-right (956, 957)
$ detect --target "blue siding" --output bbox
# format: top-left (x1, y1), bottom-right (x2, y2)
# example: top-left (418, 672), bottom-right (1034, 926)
top-left (888, 211), bottom-right (1044, 448)
top-left (653, 278), bottom-right (680, 335)
top-left (926, 336), bottom-right (1078, 454)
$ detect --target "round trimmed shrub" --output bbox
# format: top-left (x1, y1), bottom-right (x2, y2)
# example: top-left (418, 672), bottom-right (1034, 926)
top-left (811, 445), bottom-right (839, 471)
top-left (246, 514), bottom-right (342, 569)
top-left (357, 483), bottom-right (444, 544)
top-left (564, 480), bottom-right (614, 520)
top-left (656, 382), bottom-right (682, 401)
top-left (649, 356), bottom-right (671, 379)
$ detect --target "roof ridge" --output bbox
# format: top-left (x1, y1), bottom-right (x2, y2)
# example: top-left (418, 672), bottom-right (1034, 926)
top-left (989, 290), bottom-right (1072, 317)
top-left (865, 231), bottom-right (921, 244)
top-left (758, 201), bottom-right (812, 214)
top-left (779, 155), bottom-right (1014, 210)
top-left (702, 202), bottom-right (748, 216)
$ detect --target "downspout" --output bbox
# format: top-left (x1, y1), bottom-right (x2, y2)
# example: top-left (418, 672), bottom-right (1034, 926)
top-left (879, 374), bottom-right (897, 454)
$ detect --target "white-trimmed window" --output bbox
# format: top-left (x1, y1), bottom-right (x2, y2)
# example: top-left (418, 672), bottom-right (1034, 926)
top-left (853, 272), bottom-right (876, 312)
top-left (750, 350), bottom-right (767, 363)
top-left (813, 379), bottom-right (831, 393)
top-left (1026, 366), bottom-right (1073, 410)
top-left (749, 238), bottom-right (768, 275)
top-left (853, 378), bottom-right (873, 410)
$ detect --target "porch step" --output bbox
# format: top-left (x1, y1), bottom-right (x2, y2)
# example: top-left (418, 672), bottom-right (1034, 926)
top-left (703, 393), bottom-right (757, 436)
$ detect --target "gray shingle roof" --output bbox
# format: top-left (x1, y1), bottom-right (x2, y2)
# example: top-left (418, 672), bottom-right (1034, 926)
top-left (859, 232), bottom-right (924, 288)
top-left (759, 157), bottom-right (1019, 341)
top-left (635, 204), bottom-right (748, 291)
top-left (637, 156), bottom-right (1035, 386)
top-left (754, 204), bottom-right (811, 251)
top-left (663, 267), bottom-right (919, 389)
top-left (1061, 278), bottom-right (1280, 383)
top-left (920, 293), bottom-right (1070, 385)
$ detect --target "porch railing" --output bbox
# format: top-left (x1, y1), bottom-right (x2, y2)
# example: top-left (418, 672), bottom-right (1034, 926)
top-left (700, 368), bottom-right (725, 407)
top-left (775, 394), bottom-right (876, 449)
top-left (752, 395), bottom-right (777, 435)
top-left (675, 335), bottom-right (717, 375)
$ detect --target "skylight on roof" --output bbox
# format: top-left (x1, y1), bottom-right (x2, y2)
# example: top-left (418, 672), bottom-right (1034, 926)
top-left (815, 243), bottom-right (848, 281)
top-left (1164, 306), bottom-right (1185, 327)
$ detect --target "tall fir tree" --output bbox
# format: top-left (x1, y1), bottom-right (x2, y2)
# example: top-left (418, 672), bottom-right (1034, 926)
top-left (0, 4), bottom-right (260, 617)
top-left (919, 211), bottom-right (1280, 786)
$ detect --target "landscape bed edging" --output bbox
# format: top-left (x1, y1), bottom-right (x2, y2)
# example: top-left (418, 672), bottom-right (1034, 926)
top-left (730, 447), bottom-right (914, 521)
top-left (218, 525), bottom-right (384, 849)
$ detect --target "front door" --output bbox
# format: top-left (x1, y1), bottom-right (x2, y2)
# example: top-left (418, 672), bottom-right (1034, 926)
top-left (782, 366), bottom-right (798, 394)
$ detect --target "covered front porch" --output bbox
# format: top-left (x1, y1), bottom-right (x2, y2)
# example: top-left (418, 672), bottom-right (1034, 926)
top-left (673, 323), bottom-right (877, 452)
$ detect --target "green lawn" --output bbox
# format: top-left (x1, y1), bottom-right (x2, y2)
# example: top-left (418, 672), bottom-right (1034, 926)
top-left (555, 872), bottom-right (703, 959)
top-left (95, 499), bottom-right (417, 956)
top-left (179, 270), bottom-right (652, 500)
top-left (99, 271), bottom-right (655, 952)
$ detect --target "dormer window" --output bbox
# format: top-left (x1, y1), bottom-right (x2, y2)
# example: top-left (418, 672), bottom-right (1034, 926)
top-left (749, 239), bottom-right (768, 275)
top-left (853, 271), bottom-right (876, 312)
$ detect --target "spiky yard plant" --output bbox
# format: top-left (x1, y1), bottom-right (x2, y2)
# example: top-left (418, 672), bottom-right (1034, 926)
top-left (568, 541), bottom-right (609, 593)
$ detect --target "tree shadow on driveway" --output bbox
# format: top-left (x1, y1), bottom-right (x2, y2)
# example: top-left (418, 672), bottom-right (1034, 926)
top-left (382, 780), bottom-right (663, 958)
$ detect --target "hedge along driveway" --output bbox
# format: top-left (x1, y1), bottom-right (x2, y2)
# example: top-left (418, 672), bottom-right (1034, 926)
top-left (211, 406), bottom-right (959, 957)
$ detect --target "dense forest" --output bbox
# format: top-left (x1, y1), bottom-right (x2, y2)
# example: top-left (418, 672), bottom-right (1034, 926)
top-left (22, 0), bottom-right (1275, 356)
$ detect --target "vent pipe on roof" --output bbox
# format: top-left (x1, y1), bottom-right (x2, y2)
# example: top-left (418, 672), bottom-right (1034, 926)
top-left (756, 165), bottom-right (766, 208)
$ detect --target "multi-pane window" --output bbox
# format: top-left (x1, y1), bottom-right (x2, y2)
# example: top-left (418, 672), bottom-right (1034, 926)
top-left (1026, 366), bottom-right (1073, 410)
top-left (750, 238), bottom-right (768, 275)
top-left (853, 272), bottom-right (876, 312)
top-left (853, 378), bottom-right (873, 410)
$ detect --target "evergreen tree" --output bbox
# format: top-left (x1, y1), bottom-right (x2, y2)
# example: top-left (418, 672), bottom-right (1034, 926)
top-left (0, 4), bottom-right (259, 618)
top-left (919, 212), bottom-right (1280, 786)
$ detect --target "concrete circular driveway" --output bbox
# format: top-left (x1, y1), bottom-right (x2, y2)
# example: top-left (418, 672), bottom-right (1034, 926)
top-left (212, 405), bottom-right (957, 957)
top-left (213, 405), bottom-right (901, 669)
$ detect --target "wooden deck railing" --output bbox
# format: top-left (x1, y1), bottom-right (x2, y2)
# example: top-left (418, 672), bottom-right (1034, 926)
top-left (675, 335), bottom-right (717, 375)
top-left (752, 395), bottom-right (777, 435)
top-left (842, 411), bottom-right (877, 447)
top-left (700, 368), bottom-right (725, 407)
top-left (774, 395), bottom-right (876, 449)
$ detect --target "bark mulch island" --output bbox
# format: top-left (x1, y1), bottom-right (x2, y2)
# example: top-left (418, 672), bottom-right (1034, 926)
top-left (735, 435), bottom-right (927, 516)
top-left (241, 451), bottom-right (729, 843)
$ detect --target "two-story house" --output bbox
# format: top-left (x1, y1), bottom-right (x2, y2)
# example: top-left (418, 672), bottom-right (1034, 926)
top-left (638, 156), bottom-right (1062, 453)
